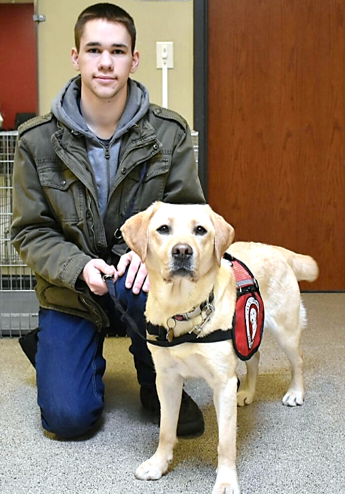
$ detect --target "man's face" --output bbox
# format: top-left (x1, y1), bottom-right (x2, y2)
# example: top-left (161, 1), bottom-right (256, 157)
top-left (71, 19), bottom-right (139, 102)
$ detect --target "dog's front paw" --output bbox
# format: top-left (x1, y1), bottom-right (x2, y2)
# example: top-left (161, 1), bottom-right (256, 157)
top-left (237, 388), bottom-right (254, 406)
top-left (135, 457), bottom-right (170, 481)
top-left (213, 468), bottom-right (240, 494)
top-left (212, 483), bottom-right (240, 494)
top-left (282, 389), bottom-right (304, 407)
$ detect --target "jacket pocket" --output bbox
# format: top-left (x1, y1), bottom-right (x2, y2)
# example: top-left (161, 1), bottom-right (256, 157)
top-left (121, 159), bottom-right (170, 214)
top-left (36, 281), bottom-right (107, 329)
top-left (37, 162), bottom-right (83, 222)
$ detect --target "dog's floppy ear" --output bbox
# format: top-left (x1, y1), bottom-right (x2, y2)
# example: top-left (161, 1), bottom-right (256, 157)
top-left (121, 202), bottom-right (162, 261)
top-left (207, 206), bottom-right (235, 264)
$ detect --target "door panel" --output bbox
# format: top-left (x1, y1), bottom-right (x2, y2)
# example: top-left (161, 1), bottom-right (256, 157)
top-left (208, 0), bottom-right (345, 290)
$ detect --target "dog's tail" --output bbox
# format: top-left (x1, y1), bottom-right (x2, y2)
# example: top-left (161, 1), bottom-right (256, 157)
top-left (275, 247), bottom-right (319, 282)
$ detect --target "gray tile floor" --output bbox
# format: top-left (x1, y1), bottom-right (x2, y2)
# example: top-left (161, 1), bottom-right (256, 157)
top-left (0, 293), bottom-right (344, 493)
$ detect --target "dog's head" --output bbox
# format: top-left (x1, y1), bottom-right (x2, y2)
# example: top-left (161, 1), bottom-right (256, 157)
top-left (121, 202), bottom-right (235, 283)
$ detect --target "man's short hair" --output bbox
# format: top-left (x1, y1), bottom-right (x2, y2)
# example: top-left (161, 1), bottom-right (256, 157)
top-left (74, 3), bottom-right (136, 52)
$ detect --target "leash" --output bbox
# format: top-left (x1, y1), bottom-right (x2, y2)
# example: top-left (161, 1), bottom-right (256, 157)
top-left (103, 274), bottom-right (144, 338)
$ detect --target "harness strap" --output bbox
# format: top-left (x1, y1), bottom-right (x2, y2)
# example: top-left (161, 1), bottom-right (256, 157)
top-left (147, 322), bottom-right (233, 347)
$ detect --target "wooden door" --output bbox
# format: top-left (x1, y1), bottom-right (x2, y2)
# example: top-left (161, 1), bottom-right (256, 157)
top-left (208, 0), bottom-right (345, 290)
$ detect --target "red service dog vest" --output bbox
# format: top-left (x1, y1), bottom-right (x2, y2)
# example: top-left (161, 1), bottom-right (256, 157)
top-left (224, 253), bottom-right (265, 360)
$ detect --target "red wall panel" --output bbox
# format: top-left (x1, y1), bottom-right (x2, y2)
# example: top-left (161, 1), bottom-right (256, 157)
top-left (0, 4), bottom-right (38, 129)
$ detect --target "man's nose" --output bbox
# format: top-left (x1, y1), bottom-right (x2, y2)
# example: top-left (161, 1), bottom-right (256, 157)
top-left (99, 51), bottom-right (113, 70)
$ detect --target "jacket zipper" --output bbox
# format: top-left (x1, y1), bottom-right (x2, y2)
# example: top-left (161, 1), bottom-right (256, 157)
top-left (86, 189), bottom-right (107, 253)
top-left (104, 144), bottom-right (111, 204)
top-left (86, 189), bottom-right (95, 239)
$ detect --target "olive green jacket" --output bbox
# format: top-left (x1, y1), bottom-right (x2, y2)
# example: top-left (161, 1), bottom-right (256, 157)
top-left (11, 106), bottom-right (205, 329)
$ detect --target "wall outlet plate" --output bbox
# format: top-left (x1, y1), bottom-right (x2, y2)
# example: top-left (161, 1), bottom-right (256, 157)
top-left (156, 42), bottom-right (174, 69)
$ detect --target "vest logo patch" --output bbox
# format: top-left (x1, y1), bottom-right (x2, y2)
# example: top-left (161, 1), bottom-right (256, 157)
top-left (245, 296), bottom-right (260, 349)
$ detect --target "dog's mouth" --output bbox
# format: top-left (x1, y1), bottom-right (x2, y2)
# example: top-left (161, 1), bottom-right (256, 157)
top-left (166, 258), bottom-right (195, 280)
top-left (171, 266), bottom-right (195, 277)
top-left (164, 271), bottom-right (197, 284)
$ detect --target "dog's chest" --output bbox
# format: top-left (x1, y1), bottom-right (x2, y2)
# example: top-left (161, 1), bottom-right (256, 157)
top-left (151, 342), bottom-right (236, 385)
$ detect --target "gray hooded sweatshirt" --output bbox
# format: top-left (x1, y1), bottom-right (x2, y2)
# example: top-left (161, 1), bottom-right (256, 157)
top-left (51, 75), bottom-right (150, 218)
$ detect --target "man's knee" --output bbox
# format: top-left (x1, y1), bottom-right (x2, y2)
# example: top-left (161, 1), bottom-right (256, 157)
top-left (40, 397), bottom-right (104, 439)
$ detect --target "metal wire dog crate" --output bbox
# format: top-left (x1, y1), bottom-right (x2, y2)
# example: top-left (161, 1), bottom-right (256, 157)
top-left (0, 130), bottom-right (199, 337)
top-left (0, 131), bottom-right (38, 337)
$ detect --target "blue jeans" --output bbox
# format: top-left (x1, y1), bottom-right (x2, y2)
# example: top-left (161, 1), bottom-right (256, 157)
top-left (36, 273), bottom-right (154, 438)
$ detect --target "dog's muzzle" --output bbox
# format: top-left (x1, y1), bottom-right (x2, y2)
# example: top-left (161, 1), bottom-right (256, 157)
top-left (170, 243), bottom-right (194, 277)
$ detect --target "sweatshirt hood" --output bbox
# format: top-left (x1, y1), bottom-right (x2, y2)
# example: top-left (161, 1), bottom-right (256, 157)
top-left (51, 75), bottom-right (150, 142)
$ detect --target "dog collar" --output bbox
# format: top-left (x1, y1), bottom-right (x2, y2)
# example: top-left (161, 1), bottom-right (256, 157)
top-left (165, 291), bottom-right (215, 342)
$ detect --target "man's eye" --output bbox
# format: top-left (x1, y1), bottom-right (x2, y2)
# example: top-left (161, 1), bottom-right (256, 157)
top-left (157, 225), bottom-right (170, 235)
top-left (195, 225), bottom-right (207, 235)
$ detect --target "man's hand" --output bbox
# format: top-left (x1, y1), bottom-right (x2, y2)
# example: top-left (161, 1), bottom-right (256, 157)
top-left (80, 259), bottom-right (117, 296)
top-left (117, 251), bottom-right (150, 295)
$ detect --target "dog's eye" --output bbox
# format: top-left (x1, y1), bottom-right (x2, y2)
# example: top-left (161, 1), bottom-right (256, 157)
top-left (195, 225), bottom-right (207, 236)
top-left (157, 225), bottom-right (170, 235)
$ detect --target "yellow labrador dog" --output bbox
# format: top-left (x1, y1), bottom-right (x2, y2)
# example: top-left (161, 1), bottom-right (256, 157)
top-left (121, 202), bottom-right (318, 494)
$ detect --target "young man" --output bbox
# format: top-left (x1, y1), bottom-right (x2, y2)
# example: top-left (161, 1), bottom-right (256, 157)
top-left (11, 3), bottom-right (205, 439)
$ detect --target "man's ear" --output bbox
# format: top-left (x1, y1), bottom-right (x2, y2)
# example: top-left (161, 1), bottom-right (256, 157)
top-left (207, 206), bottom-right (235, 265)
top-left (130, 50), bottom-right (140, 74)
top-left (121, 202), bottom-right (162, 261)
top-left (71, 47), bottom-right (80, 71)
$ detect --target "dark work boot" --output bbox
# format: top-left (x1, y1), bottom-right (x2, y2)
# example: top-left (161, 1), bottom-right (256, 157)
top-left (140, 385), bottom-right (204, 436)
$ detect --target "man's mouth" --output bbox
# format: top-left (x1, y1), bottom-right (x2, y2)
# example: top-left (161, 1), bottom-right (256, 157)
top-left (95, 76), bottom-right (116, 82)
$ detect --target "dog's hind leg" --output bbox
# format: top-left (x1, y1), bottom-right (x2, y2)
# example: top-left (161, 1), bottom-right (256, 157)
top-left (268, 303), bottom-right (306, 406)
top-left (135, 372), bottom-right (182, 480)
top-left (212, 375), bottom-right (240, 494)
top-left (274, 329), bottom-right (305, 406)
top-left (236, 351), bottom-right (260, 406)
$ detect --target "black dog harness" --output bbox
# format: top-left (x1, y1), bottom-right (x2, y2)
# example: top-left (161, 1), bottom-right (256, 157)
top-left (105, 253), bottom-right (264, 361)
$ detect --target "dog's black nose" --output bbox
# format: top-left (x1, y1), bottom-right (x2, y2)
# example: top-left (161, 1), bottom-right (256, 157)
top-left (172, 243), bottom-right (193, 258)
